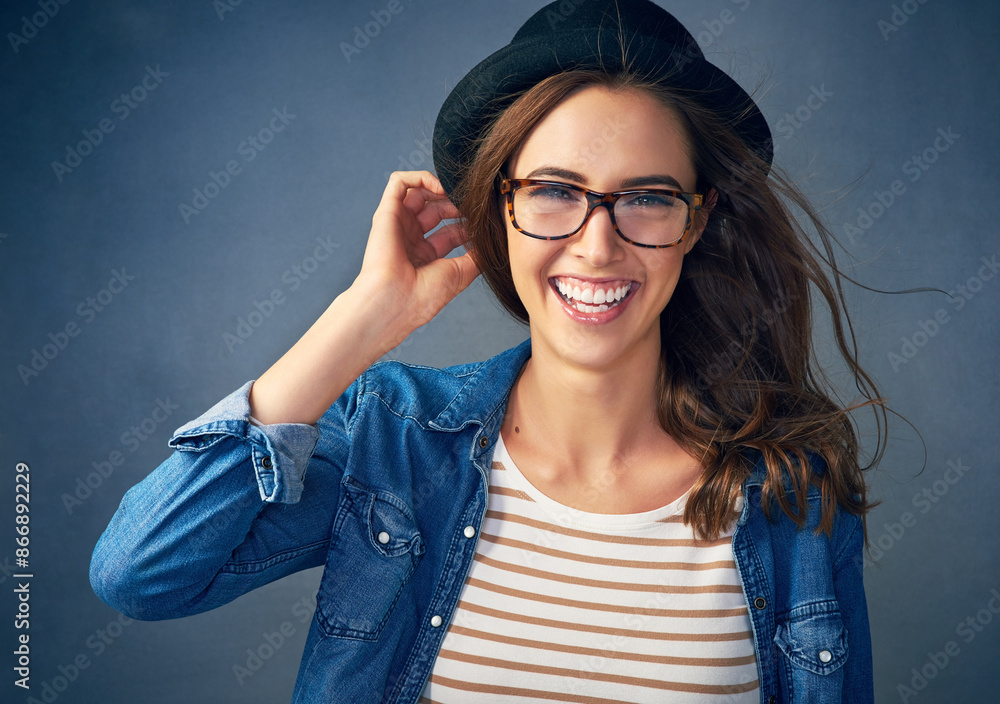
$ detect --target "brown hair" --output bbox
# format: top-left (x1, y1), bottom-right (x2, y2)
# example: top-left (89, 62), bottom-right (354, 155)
top-left (453, 69), bottom-right (884, 540)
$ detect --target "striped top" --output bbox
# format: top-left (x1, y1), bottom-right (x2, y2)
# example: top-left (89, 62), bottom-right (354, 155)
top-left (420, 434), bottom-right (759, 704)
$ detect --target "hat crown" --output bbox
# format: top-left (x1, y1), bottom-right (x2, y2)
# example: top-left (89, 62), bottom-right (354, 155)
top-left (512, 0), bottom-right (704, 62)
top-left (433, 0), bottom-right (773, 200)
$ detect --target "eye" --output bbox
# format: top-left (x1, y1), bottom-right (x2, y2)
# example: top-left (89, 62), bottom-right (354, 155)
top-left (619, 192), bottom-right (684, 211)
top-left (522, 183), bottom-right (579, 202)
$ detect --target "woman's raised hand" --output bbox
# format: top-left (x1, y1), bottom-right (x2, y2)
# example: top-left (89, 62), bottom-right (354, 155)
top-left (356, 170), bottom-right (480, 341)
top-left (248, 171), bottom-right (480, 426)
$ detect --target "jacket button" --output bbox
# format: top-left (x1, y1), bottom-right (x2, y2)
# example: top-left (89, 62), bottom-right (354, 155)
top-left (768, 697), bottom-right (776, 704)
top-left (463, 525), bottom-right (476, 538)
top-left (479, 436), bottom-right (489, 448)
top-left (261, 456), bottom-right (273, 469)
top-left (819, 649), bottom-right (833, 663)
top-left (377, 531), bottom-right (390, 545)
top-left (753, 597), bottom-right (766, 610)
top-left (430, 615), bottom-right (443, 627)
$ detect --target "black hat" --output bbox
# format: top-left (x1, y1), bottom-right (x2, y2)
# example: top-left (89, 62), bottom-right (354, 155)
top-left (432, 0), bottom-right (772, 202)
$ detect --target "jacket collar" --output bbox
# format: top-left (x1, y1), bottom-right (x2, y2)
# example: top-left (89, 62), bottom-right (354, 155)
top-left (426, 339), bottom-right (531, 432)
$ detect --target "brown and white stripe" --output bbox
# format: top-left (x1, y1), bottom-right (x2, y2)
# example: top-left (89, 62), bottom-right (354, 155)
top-left (420, 435), bottom-right (759, 703)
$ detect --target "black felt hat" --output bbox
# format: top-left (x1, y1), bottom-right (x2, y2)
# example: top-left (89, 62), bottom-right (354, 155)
top-left (432, 0), bottom-right (772, 203)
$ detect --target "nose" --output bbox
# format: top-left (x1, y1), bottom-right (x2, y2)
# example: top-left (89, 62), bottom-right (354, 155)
top-left (569, 202), bottom-right (624, 267)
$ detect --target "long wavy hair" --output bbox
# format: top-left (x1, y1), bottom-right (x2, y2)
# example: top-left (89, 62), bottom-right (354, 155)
top-left (449, 69), bottom-right (885, 540)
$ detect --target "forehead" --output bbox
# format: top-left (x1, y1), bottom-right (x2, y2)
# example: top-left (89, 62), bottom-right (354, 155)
top-left (508, 85), bottom-right (697, 191)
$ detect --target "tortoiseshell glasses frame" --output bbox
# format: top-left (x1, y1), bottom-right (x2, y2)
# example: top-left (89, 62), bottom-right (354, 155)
top-left (499, 178), bottom-right (704, 249)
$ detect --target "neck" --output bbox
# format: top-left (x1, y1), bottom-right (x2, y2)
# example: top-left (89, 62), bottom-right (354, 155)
top-left (501, 333), bottom-right (704, 514)
top-left (505, 335), bottom-right (665, 471)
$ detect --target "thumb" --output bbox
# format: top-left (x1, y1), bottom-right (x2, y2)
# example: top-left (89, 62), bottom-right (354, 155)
top-left (447, 251), bottom-right (481, 295)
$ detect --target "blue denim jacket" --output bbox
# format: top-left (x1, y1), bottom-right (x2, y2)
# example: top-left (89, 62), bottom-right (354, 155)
top-left (91, 340), bottom-right (873, 703)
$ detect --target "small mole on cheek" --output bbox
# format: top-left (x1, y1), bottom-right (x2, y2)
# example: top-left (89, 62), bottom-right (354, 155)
top-left (514, 426), bottom-right (520, 434)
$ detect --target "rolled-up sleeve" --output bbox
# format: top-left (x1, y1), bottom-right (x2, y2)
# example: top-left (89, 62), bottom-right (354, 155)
top-left (168, 380), bottom-right (321, 504)
top-left (90, 379), bottom-right (353, 621)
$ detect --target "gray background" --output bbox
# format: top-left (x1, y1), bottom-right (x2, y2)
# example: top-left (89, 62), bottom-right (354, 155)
top-left (1, 1), bottom-right (997, 702)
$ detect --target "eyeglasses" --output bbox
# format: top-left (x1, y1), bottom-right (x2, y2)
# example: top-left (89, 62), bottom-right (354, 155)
top-left (499, 178), bottom-right (704, 248)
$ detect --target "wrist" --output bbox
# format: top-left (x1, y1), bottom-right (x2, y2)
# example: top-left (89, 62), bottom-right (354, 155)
top-left (334, 280), bottom-right (412, 358)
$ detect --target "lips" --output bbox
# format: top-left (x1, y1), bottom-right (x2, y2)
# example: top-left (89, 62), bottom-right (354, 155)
top-left (551, 276), bottom-right (634, 314)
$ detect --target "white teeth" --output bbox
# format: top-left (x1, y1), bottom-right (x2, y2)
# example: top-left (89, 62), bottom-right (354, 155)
top-left (557, 280), bottom-right (632, 314)
top-left (572, 303), bottom-right (611, 314)
top-left (557, 282), bottom-right (631, 302)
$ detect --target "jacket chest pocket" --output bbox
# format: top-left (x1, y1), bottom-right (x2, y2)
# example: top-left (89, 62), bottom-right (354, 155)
top-left (315, 479), bottom-right (425, 640)
top-left (774, 601), bottom-right (848, 702)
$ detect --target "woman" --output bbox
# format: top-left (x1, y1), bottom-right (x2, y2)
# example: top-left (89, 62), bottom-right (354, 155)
top-left (92, 1), bottom-right (881, 702)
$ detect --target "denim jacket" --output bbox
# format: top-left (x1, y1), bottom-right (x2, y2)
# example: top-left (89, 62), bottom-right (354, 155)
top-left (91, 340), bottom-right (873, 703)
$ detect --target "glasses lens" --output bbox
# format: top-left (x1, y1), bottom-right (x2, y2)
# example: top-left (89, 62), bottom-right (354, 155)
top-left (511, 183), bottom-right (690, 246)
top-left (613, 192), bottom-right (689, 246)
top-left (512, 183), bottom-right (588, 239)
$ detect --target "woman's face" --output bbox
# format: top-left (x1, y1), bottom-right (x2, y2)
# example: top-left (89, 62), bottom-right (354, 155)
top-left (505, 85), bottom-right (710, 373)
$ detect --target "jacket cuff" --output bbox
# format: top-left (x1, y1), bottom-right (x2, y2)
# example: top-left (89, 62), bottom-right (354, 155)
top-left (168, 380), bottom-right (321, 503)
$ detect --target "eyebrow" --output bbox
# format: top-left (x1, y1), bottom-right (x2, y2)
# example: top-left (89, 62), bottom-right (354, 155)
top-left (523, 166), bottom-right (685, 192)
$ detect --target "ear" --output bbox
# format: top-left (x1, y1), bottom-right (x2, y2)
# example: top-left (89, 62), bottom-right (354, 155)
top-left (682, 187), bottom-right (717, 253)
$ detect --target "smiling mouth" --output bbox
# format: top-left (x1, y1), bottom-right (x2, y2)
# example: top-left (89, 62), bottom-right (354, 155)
top-left (552, 278), bottom-right (634, 314)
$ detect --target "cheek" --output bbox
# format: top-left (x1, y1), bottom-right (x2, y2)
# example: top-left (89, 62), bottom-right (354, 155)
top-left (643, 251), bottom-right (689, 310)
top-left (505, 229), bottom-right (536, 308)
top-left (506, 228), bottom-right (546, 289)
top-left (641, 250), bottom-right (687, 278)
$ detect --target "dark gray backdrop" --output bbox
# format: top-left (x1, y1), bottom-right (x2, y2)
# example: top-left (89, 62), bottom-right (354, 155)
top-left (2, 1), bottom-right (997, 702)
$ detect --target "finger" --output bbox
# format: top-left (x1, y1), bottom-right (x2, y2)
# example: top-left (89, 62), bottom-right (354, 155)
top-left (379, 170), bottom-right (447, 212)
top-left (401, 181), bottom-right (460, 219)
top-left (413, 197), bottom-right (462, 233)
top-left (423, 221), bottom-right (470, 260)
top-left (369, 186), bottom-right (449, 248)
top-left (403, 186), bottom-right (448, 208)
top-left (445, 251), bottom-right (482, 295)
top-left (418, 251), bottom-right (481, 303)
